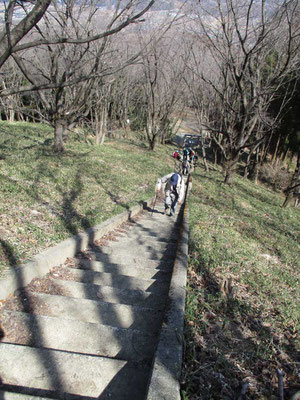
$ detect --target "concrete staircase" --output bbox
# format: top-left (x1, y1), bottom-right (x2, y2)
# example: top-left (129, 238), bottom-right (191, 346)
top-left (0, 200), bottom-right (182, 400)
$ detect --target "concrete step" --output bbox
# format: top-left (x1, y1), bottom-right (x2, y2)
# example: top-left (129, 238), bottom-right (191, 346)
top-left (31, 279), bottom-right (168, 309)
top-left (81, 250), bottom-right (174, 269)
top-left (100, 238), bottom-right (177, 256)
top-left (0, 392), bottom-right (50, 400)
top-left (98, 242), bottom-right (177, 258)
top-left (125, 231), bottom-right (178, 242)
top-left (126, 220), bottom-right (177, 234)
top-left (78, 258), bottom-right (173, 278)
top-left (85, 250), bottom-right (176, 265)
top-left (0, 343), bottom-right (150, 399)
top-left (5, 292), bottom-right (163, 333)
top-left (1, 311), bottom-right (157, 361)
top-left (116, 216), bottom-right (177, 233)
top-left (123, 216), bottom-right (176, 231)
top-left (50, 267), bottom-right (170, 292)
top-left (121, 227), bottom-right (178, 243)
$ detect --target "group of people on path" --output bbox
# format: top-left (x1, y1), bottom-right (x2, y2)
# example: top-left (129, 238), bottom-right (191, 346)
top-left (172, 147), bottom-right (196, 175)
top-left (154, 147), bottom-right (196, 217)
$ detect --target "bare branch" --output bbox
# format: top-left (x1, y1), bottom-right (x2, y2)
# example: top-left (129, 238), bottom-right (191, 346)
top-left (0, 0), bottom-right (52, 68)
top-left (11, 1), bottom-right (155, 53)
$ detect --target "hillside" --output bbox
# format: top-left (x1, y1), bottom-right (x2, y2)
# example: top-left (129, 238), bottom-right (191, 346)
top-left (182, 167), bottom-right (299, 399)
top-left (0, 121), bottom-right (175, 275)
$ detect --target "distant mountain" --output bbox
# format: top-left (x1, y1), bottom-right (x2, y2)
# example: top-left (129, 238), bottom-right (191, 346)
top-left (0, 0), bottom-right (187, 12)
top-left (0, 0), bottom-right (190, 25)
top-left (0, 0), bottom-right (281, 25)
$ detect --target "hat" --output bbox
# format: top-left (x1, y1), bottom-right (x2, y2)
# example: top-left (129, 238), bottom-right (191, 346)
top-left (170, 174), bottom-right (179, 186)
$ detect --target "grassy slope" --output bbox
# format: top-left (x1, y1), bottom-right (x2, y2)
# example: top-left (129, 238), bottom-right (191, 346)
top-left (0, 121), bottom-right (175, 274)
top-left (182, 167), bottom-right (299, 399)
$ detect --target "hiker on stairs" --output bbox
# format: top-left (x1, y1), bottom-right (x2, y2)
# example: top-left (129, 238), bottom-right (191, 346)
top-left (156, 172), bottom-right (185, 216)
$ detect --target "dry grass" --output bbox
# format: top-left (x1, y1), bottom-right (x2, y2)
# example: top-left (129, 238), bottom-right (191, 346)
top-left (182, 166), bottom-right (299, 399)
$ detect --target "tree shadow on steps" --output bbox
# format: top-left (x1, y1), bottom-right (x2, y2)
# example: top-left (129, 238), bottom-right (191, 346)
top-left (75, 206), bottom-right (182, 398)
top-left (0, 240), bottom-right (67, 398)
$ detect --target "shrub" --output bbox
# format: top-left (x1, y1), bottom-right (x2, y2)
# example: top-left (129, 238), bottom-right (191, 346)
top-left (259, 161), bottom-right (291, 191)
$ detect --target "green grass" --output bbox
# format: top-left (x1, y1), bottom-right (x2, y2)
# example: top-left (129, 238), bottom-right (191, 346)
top-left (182, 168), bottom-right (300, 399)
top-left (0, 121), bottom-right (174, 273)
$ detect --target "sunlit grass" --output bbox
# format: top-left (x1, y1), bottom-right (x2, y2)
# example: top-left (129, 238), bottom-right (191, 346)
top-left (182, 166), bottom-right (300, 399)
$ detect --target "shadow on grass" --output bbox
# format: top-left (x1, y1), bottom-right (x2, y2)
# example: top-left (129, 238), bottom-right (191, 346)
top-left (59, 170), bottom-right (92, 234)
top-left (192, 169), bottom-right (299, 254)
top-left (181, 256), bottom-right (300, 399)
top-left (127, 140), bottom-right (149, 150)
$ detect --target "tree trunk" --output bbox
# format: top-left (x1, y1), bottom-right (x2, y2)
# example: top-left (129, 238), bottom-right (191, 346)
top-left (244, 152), bottom-right (251, 178)
top-left (17, 111), bottom-right (24, 121)
top-left (95, 101), bottom-right (108, 145)
top-left (201, 138), bottom-right (209, 172)
top-left (224, 152), bottom-right (239, 184)
top-left (9, 108), bottom-right (15, 123)
top-left (54, 120), bottom-right (66, 152)
top-left (95, 113), bottom-right (100, 145)
top-left (282, 152), bottom-right (300, 207)
top-left (282, 192), bottom-right (294, 207)
top-left (3, 106), bottom-right (8, 120)
top-left (122, 81), bottom-right (129, 130)
top-left (253, 149), bottom-right (260, 185)
top-left (224, 170), bottom-right (234, 184)
top-left (272, 134), bottom-right (281, 163)
top-left (213, 149), bottom-right (217, 165)
top-left (146, 120), bottom-right (156, 150)
top-left (149, 136), bottom-right (156, 150)
top-left (281, 147), bottom-right (289, 163)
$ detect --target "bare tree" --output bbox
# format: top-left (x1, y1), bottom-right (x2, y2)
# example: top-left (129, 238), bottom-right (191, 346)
top-left (188, 0), bottom-right (300, 184)
top-left (88, 78), bottom-right (114, 145)
top-left (0, 59), bottom-right (25, 121)
top-left (1, 1), bottom-right (157, 151)
top-left (183, 43), bottom-right (211, 172)
top-left (137, 32), bottom-right (188, 150)
top-left (0, 0), bottom-right (155, 97)
top-left (12, 6), bottom-right (107, 151)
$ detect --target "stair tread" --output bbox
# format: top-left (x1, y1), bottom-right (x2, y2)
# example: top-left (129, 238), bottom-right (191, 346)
top-left (76, 258), bottom-right (173, 276)
top-left (101, 238), bottom-right (177, 251)
top-left (0, 343), bottom-right (150, 399)
top-left (51, 265), bottom-right (171, 284)
top-left (85, 250), bottom-right (176, 264)
top-left (3, 292), bottom-right (163, 332)
top-left (31, 278), bottom-right (168, 308)
top-left (1, 310), bottom-right (157, 361)
top-left (50, 269), bottom-right (170, 292)
top-left (0, 391), bottom-right (50, 400)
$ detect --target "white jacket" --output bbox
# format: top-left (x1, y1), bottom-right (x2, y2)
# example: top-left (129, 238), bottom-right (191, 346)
top-left (156, 173), bottom-right (185, 204)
